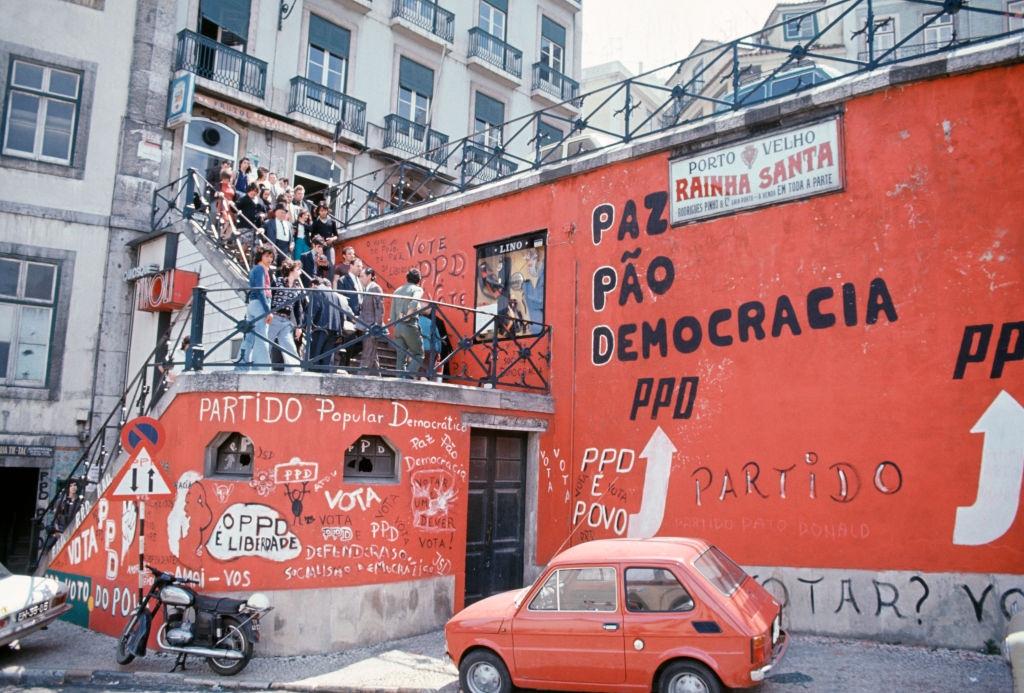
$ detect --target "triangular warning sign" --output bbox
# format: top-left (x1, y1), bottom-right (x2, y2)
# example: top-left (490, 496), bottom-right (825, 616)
top-left (113, 447), bottom-right (171, 497)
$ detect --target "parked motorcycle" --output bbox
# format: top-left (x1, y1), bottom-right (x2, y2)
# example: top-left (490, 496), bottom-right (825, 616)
top-left (116, 565), bottom-right (272, 675)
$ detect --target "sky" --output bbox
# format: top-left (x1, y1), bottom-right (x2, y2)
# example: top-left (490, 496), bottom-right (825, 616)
top-left (582, 0), bottom-right (784, 75)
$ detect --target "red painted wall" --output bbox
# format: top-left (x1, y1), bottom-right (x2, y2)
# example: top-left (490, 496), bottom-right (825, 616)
top-left (48, 393), bottom-right (517, 635)
top-left (355, 64), bottom-right (1024, 574)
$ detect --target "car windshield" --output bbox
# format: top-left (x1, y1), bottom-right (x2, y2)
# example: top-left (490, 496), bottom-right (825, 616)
top-left (693, 546), bottom-right (748, 596)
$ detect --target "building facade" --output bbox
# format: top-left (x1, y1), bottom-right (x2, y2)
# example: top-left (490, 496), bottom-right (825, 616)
top-left (168, 0), bottom-right (583, 214)
top-left (0, 0), bottom-right (175, 573)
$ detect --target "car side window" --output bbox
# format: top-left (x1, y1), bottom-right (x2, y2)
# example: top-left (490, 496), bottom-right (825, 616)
top-left (528, 567), bottom-right (617, 612)
top-left (624, 567), bottom-right (695, 612)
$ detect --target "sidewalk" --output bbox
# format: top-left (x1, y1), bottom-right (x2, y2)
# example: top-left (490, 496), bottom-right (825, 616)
top-left (0, 619), bottom-right (1012, 692)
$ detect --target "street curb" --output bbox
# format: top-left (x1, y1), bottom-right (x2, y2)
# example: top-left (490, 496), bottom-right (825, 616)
top-left (0, 666), bottom-right (456, 692)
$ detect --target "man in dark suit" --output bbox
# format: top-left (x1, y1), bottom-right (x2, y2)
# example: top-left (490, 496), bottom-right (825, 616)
top-left (263, 204), bottom-right (292, 260)
top-left (300, 235), bottom-right (333, 287)
top-left (336, 256), bottom-right (363, 316)
top-left (235, 182), bottom-right (267, 249)
top-left (307, 278), bottom-right (344, 372)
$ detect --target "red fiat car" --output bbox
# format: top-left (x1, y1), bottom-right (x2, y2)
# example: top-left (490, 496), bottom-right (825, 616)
top-left (445, 538), bottom-right (786, 693)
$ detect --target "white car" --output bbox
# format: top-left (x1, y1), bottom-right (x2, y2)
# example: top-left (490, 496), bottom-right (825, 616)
top-left (0, 563), bottom-right (71, 648)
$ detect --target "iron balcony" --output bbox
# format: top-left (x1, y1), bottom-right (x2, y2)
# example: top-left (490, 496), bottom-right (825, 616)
top-left (383, 114), bottom-right (449, 165)
top-left (288, 76), bottom-right (367, 137)
top-left (531, 62), bottom-right (580, 104)
top-left (391, 0), bottom-right (455, 43)
top-left (175, 29), bottom-right (267, 99)
top-left (468, 27), bottom-right (522, 78)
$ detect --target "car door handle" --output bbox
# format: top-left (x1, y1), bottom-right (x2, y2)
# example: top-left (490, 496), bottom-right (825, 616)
top-left (602, 623), bottom-right (619, 631)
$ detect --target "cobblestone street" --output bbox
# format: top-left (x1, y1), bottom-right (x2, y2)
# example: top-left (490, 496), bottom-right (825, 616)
top-left (0, 621), bottom-right (1013, 692)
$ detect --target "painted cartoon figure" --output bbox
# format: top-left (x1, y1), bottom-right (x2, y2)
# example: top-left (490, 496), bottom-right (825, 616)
top-left (168, 471), bottom-right (213, 569)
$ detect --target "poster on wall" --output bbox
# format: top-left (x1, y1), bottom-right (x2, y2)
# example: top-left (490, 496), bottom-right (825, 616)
top-left (669, 116), bottom-right (844, 225)
top-left (473, 230), bottom-right (547, 340)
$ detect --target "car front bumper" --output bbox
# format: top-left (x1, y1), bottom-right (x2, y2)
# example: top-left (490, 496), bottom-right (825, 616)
top-left (0, 602), bottom-right (72, 648)
top-left (749, 629), bottom-right (789, 683)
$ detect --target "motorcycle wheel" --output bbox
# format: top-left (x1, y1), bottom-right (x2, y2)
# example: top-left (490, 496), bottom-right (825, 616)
top-left (207, 616), bottom-right (252, 676)
top-left (116, 612), bottom-right (140, 665)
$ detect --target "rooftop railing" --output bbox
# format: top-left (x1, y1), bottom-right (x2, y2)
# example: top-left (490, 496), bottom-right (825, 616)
top-left (175, 29), bottom-right (267, 98)
top-left (297, 0), bottom-right (1021, 227)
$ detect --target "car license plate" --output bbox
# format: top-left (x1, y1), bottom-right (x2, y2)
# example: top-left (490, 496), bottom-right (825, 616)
top-left (16, 601), bottom-right (50, 623)
top-left (772, 615), bottom-right (780, 644)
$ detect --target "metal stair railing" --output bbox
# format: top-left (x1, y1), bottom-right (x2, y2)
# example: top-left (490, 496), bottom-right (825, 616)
top-left (31, 309), bottom-right (193, 573)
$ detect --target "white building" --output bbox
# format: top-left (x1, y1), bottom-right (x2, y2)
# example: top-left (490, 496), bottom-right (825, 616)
top-left (0, 0), bottom-right (173, 572)
top-left (168, 0), bottom-right (583, 216)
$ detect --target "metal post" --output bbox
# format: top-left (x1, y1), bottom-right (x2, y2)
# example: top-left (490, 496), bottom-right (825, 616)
top-left (183, 169), bottom-right (196, 221)
top-left (866, 0), bottom-right (876, 66)
top-left (186, 286), bottom-right (207, 370)
top-left (623, 80), bottom-right (633, 143)
top-left (731, 43), bottom-right (742, 110)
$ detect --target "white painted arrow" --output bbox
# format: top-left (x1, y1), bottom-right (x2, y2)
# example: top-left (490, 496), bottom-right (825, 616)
top-left (953, 390), bottom-right (1024, 546)
top-left (628, 427), bottom-right (677, 539)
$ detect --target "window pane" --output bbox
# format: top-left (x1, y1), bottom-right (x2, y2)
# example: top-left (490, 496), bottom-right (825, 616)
top-left (307, 46), bottom-right (325, 84)
top-left (6, 92), bottom-right (40, 154)
top-left (15, 306), bottom-right (51, 383)
top-left (529, 571), bottom-right (560, 610)
top-left (0, 303), bottom-right (11, 378)
top-left (42, 99), bottom-right (74, 161)
top-left (0, 260), bottom-right (19, 296)
top-left (327, 54), bottom-right (345, 88)
top-left (625, 567), bottom-right (693, 612)
top-left (0, 304), bottom-right (14, 340)
top-left (559, 567), bottom-right (617, 611)
top-left (48, 70), bottom-right (80, 98)
top-left (13, 62), bottom-right (44, 90)
top-left (25, 263), bottom-right (56, 301)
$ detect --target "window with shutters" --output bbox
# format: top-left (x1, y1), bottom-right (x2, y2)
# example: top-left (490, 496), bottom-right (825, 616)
top-left (539, 16), bottom-right (565, 77)
top-left (473, 91), bottom-right (505, 150)
top-left (307, 15), bottom-right (350, 94)
top-left (397, 57), bottom-right (433, 130)
top-left (198, 0), bottom-right (250, 50)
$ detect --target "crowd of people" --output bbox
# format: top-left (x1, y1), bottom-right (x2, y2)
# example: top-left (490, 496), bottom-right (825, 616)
top-left (192, 159), bottom-right (453, 378)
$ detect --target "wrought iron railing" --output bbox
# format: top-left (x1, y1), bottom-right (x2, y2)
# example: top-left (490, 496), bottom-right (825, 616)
top-left (31, 313), bottom-right (192, 571)
top-left (288, 76), bottom-right (367, 136)
top-left (468, 27), bottom-right (523, 78)
top-left (383, 114), bottom-right (449, 164)
top-left (531, 62), bottom-right (580, 104)
top-left (175, 29), bottom-right (267, 98)
top-left (392, 0), bottom-right (455, 42)
top-left (185, 286), bottom-right (552, 392)
top-left (295, 1), bottom-right (1021, 227)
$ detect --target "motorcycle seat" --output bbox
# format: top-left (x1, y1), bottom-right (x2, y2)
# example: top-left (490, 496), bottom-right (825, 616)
top-left (195, 595), bottom-right (247, 614)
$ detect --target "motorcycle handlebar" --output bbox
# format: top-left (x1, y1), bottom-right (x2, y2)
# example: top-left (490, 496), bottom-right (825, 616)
top-left (146, 564), bottom-right (200, 585)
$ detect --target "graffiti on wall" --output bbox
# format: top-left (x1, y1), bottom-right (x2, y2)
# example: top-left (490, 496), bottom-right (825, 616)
top-left (48, 394), bottom-right (472, 638)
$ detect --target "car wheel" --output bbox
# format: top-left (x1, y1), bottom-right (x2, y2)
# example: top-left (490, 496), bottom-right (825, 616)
top-left (459, 649), bottom-right (512, 693)
top-left (659, 660), bottom-right (721, 693)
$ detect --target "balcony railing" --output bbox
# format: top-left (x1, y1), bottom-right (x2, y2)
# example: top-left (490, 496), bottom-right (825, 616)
top-left (531, 62), bottom-right (580, 103)
top-left (383, 114), bottom-right (449, 164)
top-left (288, 76), bottom-right (367, 137)
top-left (175, 29), bottom-right (267, 98)
top-left (468, 27), bottom-right (522, 78)
top-left (391, 0), bottom-right (455, 43)
top-left (462, 141), bottom-right (518, 185)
